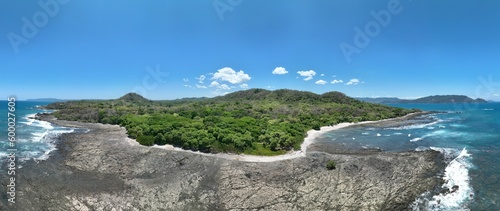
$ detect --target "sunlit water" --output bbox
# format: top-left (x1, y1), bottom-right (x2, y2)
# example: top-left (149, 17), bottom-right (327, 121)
top-left (315, 103), bottom-right (500, 210)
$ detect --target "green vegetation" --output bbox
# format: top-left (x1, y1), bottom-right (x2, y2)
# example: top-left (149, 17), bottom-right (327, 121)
top-left (46, 89), bottom-right (418, 155)
top-left (326, 160), bottom-right (336, 170)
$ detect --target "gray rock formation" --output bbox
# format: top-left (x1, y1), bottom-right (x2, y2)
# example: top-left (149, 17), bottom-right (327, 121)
top-left (1, 118), bottom-right (444, 210)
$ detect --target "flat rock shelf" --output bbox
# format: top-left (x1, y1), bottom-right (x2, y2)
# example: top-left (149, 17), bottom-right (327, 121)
top-left (0, 115), bottom-right (445, 211)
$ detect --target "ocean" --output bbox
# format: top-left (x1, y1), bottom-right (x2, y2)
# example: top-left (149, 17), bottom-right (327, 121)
top-left (316, 102), bottom-right (500, 210)
top-left (0, 101), bottom-right (76, 166)
top-left (1, 101), bottom-right (499, 210)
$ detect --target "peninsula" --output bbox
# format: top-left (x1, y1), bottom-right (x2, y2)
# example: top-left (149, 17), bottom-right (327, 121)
top-left (46, 89), bottom-right (418, 155)
top-left (358, 95), bottom-right (488, 104)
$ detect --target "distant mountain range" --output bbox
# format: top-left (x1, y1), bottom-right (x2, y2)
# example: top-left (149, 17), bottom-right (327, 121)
top-left (26, 94), bottom-right (493, 104)
top-left (25, 98), bottom-right (68, 102)
top-left (357, 95), bottom-right (488, 104)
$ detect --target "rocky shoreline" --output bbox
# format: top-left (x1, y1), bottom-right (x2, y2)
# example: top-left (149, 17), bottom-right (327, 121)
top-left (1, 114), bottom-right (445, 210)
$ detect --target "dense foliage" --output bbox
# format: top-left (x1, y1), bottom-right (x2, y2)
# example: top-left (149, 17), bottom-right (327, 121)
top-left (46, 89), bottom-right (418, 155)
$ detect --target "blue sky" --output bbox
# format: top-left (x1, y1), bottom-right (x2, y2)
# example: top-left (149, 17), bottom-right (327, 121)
top-left (1, 0), bottom-right (500, 101)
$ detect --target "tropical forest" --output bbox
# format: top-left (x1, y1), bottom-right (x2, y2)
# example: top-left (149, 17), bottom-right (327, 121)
top-left (46, 89), bottom-right (417, 155)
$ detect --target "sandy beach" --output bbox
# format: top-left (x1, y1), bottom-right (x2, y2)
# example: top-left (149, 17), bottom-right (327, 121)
top-left (150, 112), bottom-right (426, 162)
top-left (150, 122), bottom-right (366, 162)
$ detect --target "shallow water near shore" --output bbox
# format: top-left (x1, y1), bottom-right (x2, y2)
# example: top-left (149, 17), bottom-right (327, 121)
top-left (316, 103), bottom-right (500, 210)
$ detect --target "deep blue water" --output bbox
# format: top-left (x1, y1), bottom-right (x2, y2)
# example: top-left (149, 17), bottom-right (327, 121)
top-left (316, 103), bottom-right (500, 210)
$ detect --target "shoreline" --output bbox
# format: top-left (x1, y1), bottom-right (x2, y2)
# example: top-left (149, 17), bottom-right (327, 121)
top-left (37, 111), bottom-right (428, 162)
top-left (6, 111), bottom-right (445, 210)
top-left (151, 112), bottom-right (429, 162)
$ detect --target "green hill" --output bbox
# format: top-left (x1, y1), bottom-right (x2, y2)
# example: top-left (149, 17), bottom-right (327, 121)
top-left (118, 93), bottom-right (151, 104)
top-left (402, 95), bottom-right (487, 104)
top-left (46, 89), bottom-right (417, 155)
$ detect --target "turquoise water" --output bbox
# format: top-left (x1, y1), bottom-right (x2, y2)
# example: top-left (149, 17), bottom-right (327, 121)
top-left (317, 103), bottom-right (500, 210)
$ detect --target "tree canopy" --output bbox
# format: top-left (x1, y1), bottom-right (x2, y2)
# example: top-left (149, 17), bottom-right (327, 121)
top-left (46, 89), bottom-right (418, 155)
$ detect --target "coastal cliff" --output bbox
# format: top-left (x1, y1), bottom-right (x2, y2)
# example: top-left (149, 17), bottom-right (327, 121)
top-left (0, 116), bottom-right (444, 211)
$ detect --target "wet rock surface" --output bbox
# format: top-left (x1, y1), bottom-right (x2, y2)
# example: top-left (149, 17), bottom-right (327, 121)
top-left (1, 116), bottom-right (445, 210)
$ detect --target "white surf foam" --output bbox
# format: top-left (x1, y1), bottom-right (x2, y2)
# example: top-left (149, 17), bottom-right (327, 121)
top-left (410, 137), bottom-right (423, 142)
top-left (30, 119), bottom-right (54, 130)
top-left (387, 120), bottom-right (441, 130)
top-left (23, 114), bottom-right (37, 125)
top-left (31, 131), bottom-right (49, 142)
top-left (0, 115), bottom-right (76, 161)
top-left (411, 148), bottom-right (473, 210)
top-left (415, 146), bottom-right (430, 152)
top-left (33, 128), bottom-right (75, 161)
top-left (37, 145), bottom-right (58, 161)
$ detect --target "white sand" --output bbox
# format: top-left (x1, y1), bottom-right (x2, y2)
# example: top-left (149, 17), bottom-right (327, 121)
top-left (151, 120), bottom-right (379, 163)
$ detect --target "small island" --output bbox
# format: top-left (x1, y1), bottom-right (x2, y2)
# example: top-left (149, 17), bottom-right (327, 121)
top-left (358, 95), bottom-right (488, 104)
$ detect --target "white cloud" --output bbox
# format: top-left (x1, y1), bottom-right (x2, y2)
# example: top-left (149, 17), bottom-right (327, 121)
top-left (197, 75), bottom-right (206, 84)
top-left (272, 67), bottom-right (288, 75)
top-left (346, 78), bottom-right (360, 85)
top-left (196, 84), bottom-right (207, 89)
top-left (183, 78), bottom-right (189, 82)
top-left (212, 67), bottom-right (251, 84)
top-left (240, 84), bottom-right (249, 89)
top-left (220, 84), bottom-right (231, 90)
top-left (315, 80), bottom-right (327, 85)
top-left (210, 81), bottom-right (220, 87)
top-left (331, 79), bottom-right (344, 84)
top-left (209, 81), bottom-right (231, 90)
top-left (320, 74), bottom-right (325, 77)
top-left (297, 70), bottom-right (316, 81)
